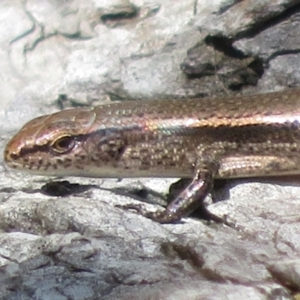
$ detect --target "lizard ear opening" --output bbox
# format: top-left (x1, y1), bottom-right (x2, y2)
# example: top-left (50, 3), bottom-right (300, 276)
top-left (50, 135), bottom-right (76, 155)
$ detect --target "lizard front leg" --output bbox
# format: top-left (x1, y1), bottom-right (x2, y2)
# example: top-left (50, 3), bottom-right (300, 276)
top-left (140, 158), bottom-right (220, 223)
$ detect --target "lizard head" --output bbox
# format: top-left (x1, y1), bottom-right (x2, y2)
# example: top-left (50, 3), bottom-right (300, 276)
top-left (3, 107), bottom-right (99, 177)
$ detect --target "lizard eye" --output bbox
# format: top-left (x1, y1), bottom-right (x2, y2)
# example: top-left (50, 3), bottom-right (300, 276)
top-left (51, 135), bottom-right (76, 154)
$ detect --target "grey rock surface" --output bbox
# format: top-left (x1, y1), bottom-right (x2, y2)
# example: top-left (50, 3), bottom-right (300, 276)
top-left (1, 0), bottom-right (300, 299)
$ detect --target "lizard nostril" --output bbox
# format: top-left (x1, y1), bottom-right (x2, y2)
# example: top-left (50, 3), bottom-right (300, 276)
top-left (9, 153), bottom-right (19, 160)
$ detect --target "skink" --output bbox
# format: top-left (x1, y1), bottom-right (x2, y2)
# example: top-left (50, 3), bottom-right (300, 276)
top-left (4, 89), bottom-right (300, 223)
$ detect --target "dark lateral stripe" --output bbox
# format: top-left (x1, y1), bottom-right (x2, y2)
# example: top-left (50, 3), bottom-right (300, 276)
top-left (17, 134), bottom-right (91, 158)
top-left (19, 144), bottom-right (50, 158)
